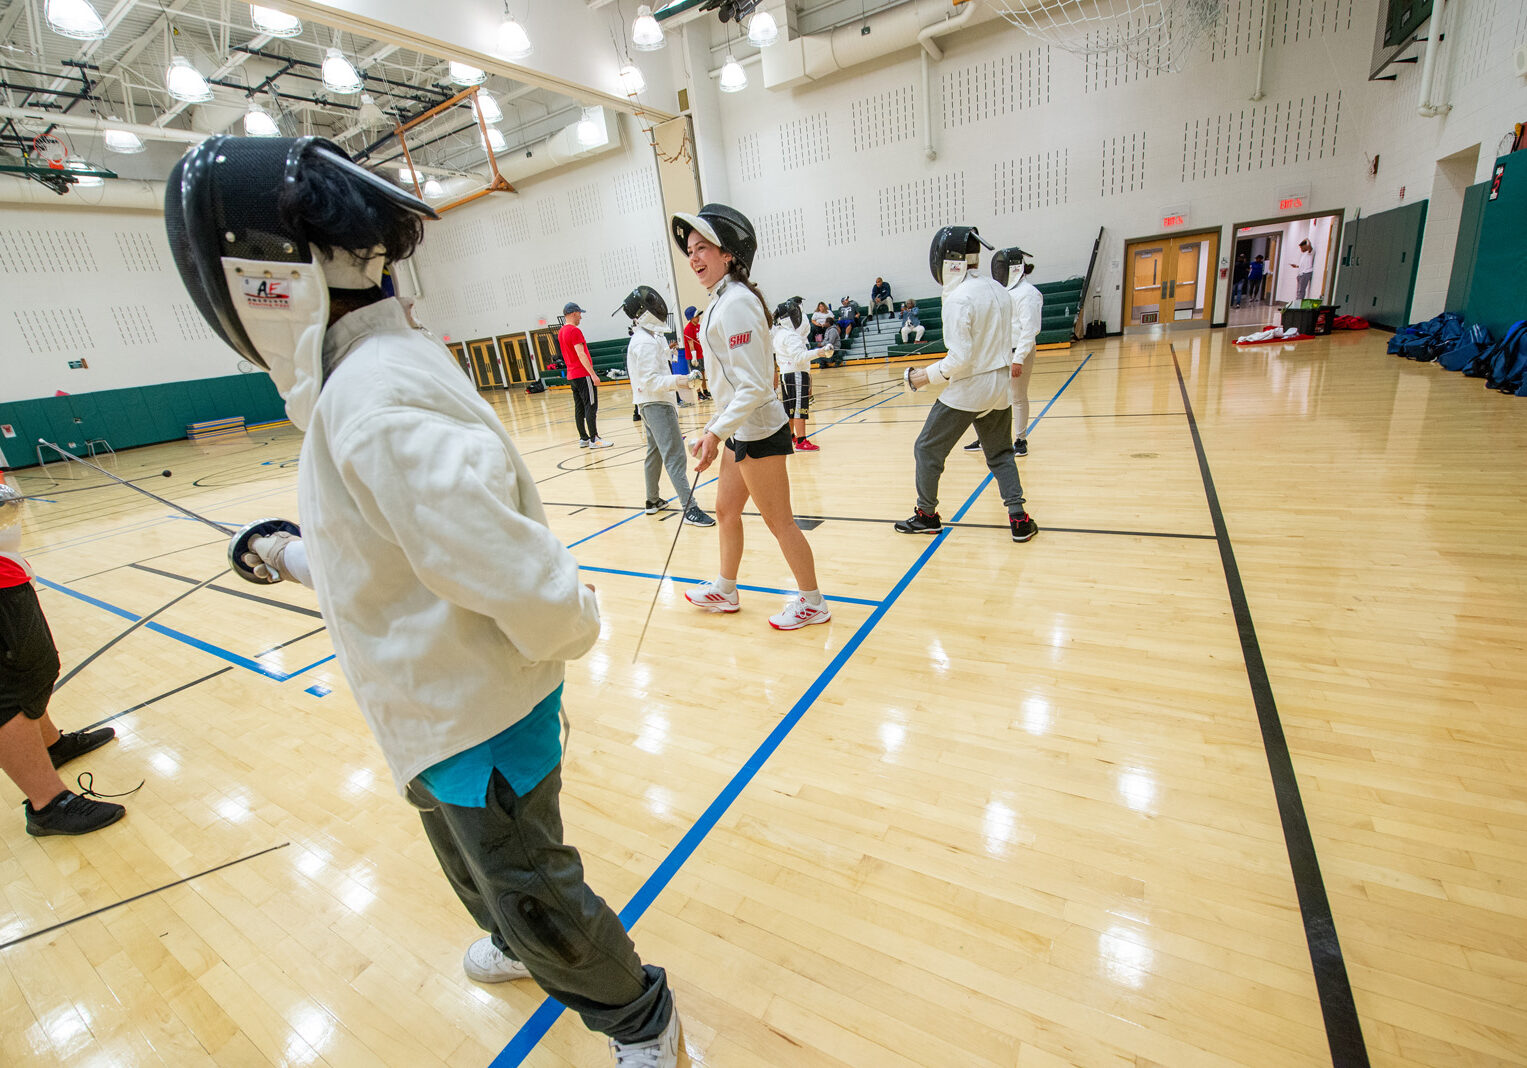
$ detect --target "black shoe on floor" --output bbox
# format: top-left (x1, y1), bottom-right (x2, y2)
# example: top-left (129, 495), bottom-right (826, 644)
top-left (633, 407), bottom-right (642, 422)
top-left (25, 790), bottom-right (126, 837)
top-left (962, 440), bottom-right (983, 452)
top-left (1014, 437), bottom-right (1028, 457)
top-left (48, 726), bottom-right (115, 769)
top-left (683, 505), bottom-right (717, 527)
top-left (644, 499), bottom-right (663, 515)
top-left (1010, 513), bottom-right (1038, 542)
top-left (894, 509), bottom-right (942, 535)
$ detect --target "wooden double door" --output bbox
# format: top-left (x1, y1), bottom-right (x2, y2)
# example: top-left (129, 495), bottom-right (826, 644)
top-left (1124, 228), bottom-right (1220, 330)
top-left (448, 334), bottom-right (539, 390)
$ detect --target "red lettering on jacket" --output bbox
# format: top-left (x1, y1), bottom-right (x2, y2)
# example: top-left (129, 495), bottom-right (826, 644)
top-left (728, 331), bottom-right (751, 348)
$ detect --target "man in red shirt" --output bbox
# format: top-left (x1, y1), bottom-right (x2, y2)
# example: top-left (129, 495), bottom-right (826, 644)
top-left (0, 480), bottom-right (124, 835)
top-left (682, 305), bottom-right (711, 401)
top-left (558, 302), bottom-right (611, 449)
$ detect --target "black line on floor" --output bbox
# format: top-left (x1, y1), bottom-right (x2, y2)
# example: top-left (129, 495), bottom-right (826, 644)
top-left (83, 668), bottom-right (233, 730)
top-left (0, 843), bottom-right (291, 951)
top-left (129, 563), bottom-right (324, 618)
top-left (1170, 346), bottom-right (1370, 1068)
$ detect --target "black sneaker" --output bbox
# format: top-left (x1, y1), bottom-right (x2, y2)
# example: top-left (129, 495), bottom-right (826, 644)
top-left (1010, 513), bottom-right (1038, 542)
top-left (894, 509), bottom-right (942, 535)
top-left (633, 407), bottom-right (642, 422)
top-left (962, 440), bottom-right (983, 452)
top-left (644, 499), bottom-right (663, 515)
top-left (683, 505), bottom-right (716, 527)
top-left (25, 790), bottom-right (126, 837)
top-left (48, 726), bottom-right (115, 769)
top-left (1014, 437), bottom-right (1028, 457)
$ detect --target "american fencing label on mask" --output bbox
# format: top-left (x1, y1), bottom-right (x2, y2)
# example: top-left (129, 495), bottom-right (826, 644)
top-left (242, 277), bottom-right (292, 307)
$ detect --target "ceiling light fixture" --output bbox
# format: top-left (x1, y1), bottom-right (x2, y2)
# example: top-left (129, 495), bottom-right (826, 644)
top-left (449, 60), bottom-right (486, 86)
top-left (249, 5), bottom-right (302, 38)
top-left (322, 47), bottom-right (363, 94)
top-left (45, 0), bottom-right (107, 41)
top-left (746, 10), bottom-right (779, 47)
top-left (618, 64), bottom-right (646, 96)
top-left (165, 56), bottom-right (214, 103)
top-left (102, 122), bottom-right (145, 155)
top-left (632, 6), bottom-right (664, 51)
top-left (67, 158), bottom-right (103, 187)
top-left (244, 101), bottom-right (279, 136)
top-left (497, 9), bottom-right (532, 59)
top-left (474, 90), bottom-right (503, 124)
top-left (575, 107), bottom-right (605, 148)
top-left (423, 178), bottom-right (443, 198)
top-left (483, 126), bottom-right (506, 154)
top-left (718, 53), bottom-right (747, 93)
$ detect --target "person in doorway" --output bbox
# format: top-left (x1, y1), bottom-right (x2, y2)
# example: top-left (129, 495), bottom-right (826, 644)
top-left (168, 136), bottom-right (683, 1067)
top-left (870, 277), bottom-right (893, 319)
top-left (897, 225), bottom-right (1037, 544)
top-left (620, 285), bottom-right (715, 525)
top-left (0, 482), bottom-right (124, 837)
top-left (1291, 239), bottom-right (1316, 302)
top-left (1247, 255), bottom-right (1267, 303)
top-left (682, 305), bottom-right (711, 401)
top-left (965, 247), bottom-right (1041, 457)
top-left (672, 203), bottom-right (833, 630)
top-left (1232, 254), bottom-right (1249, 307)
top-left (559, 302), bottom-right (611, 449)
top-left (771, 300), bottom-right (833, 453)
top-left (899, 299), bottom-right (925, 344)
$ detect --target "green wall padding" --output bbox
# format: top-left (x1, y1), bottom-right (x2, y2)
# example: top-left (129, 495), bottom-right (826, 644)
top-left (0, 372), bottom-right (287, 469)
top-left (1335, 201), bottom-right (1428, 330)
top-left (1461, 149), bottom-right (1527, 338)
top-left (1445, 181), bottom-right (1487, 318)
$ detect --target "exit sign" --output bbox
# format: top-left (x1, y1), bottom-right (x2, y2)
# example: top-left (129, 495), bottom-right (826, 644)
top-left (1279, 197), bottom-right (1305, 210)
top-left (1162, 215), bottom-right (1186, 227)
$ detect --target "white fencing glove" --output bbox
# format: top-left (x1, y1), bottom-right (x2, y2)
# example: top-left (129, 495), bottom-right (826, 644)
top-left (686, 370), bottom-right (703, 385)
top-left (242, 531), bottom-right (304, 584)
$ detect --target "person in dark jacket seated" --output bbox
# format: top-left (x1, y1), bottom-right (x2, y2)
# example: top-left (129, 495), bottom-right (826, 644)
top-left (870, 277), bottom-right (893, 318)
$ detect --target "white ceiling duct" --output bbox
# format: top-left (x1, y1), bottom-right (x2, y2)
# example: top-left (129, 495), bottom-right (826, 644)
top-left (0, 106), bottom-right (207, 147)
top-left (761, 0), bottom-right (997, 88)
top-left (0, 173), bottom-right (165, 209)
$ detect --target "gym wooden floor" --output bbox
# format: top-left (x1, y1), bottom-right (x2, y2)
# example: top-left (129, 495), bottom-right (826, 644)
top-left (3, 327), bottom-right (1525, 1068)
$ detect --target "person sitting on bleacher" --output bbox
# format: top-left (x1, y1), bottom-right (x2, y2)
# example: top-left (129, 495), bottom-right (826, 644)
top-left (836, 296), bottom-right (857, 341)
top-left (870, 278), bottom-right (893, 319)
top-left (899, 299), bottom-right (925, 344)
top-left (809, 301), bottom-right (834, 345)
top-left (814, 322), bottom-right (844, 369)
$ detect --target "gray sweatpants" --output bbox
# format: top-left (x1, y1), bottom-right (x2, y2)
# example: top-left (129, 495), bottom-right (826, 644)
top-left (409, 765), bottom-right (672, 1044)
top-left (639, 402), bottom-right (693, 503)
top-left (914, 399), bottom-right (1026, 515)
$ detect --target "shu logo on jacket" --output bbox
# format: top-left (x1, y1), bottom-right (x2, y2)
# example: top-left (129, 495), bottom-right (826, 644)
top-left (728, 331), bottom-right (751, 348)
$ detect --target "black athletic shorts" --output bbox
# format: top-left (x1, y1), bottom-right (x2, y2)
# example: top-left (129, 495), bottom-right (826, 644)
top-left (779, 371), bottom-right (811, 419)
top-left (726, 423), bottom-right (795, 463)
top-left (0, 581), bottom-right (61, 727)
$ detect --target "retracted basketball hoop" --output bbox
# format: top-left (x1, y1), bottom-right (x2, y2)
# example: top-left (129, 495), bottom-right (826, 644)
top-left (31, 133), bottom-right (69, 170)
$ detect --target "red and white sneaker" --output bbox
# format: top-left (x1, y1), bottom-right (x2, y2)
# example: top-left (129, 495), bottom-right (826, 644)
top-left (794, 437), bottom-right (820, 452)
top-left (769, 596), bottom-right (832, 631)
top-left (685, 582), bottom-right (740, 613)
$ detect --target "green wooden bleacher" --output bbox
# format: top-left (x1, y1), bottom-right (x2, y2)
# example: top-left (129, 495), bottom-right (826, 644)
top-left (539, 333), bottom-right (675, 388)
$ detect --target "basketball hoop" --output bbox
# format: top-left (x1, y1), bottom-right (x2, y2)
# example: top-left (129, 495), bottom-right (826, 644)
top-left (30, 133), bottom-right (70, 169)
top-left (991, 0), bottom-right (1224, 73)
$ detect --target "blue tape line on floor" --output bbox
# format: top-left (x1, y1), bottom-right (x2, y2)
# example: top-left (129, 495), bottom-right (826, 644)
top-left (577, 564), bottom-right (883, 607)
top-left (489, 353), bottom-right (1093, 1067)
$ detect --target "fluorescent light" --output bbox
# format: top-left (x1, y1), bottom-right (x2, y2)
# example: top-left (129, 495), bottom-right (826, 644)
top-left (575, 107), bottom-right (605, 148)
top-left (322, 48), bottom-right (363, 94)
top-left (618, 64), bottom-right (646, 96)
top-left (249, 5), bottom-right (301, 37)
top-left (448, 61), bottom-right (486, 86)
top-left (103, 124), bottom-right (145, 155)
top-left (632, 5), bottom-right (664, 51)
top-left (747, 10), bottom-right (778, 47)
top-left (497, 16), bottom-right (532, 59)
top-left (423, 178), bottom-right (443, 198)
top-left (474, 91), bottom-right (503, 124)
top-left (45, 0), bottom-right (107, 40)
top-left (244, 103), bottom-right (279, 136)
top-left (398, 165), bottom-right (420, 182)
top-left (165, 56), bottom-right (213, 103)
top-left (483, 126), bottom-right (506, 153)
top-left (719, 54), bottom-right (747, 93)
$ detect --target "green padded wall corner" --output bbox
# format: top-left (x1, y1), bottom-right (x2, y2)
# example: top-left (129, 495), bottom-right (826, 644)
top-left (1463, 149), bottom-right (1527, 338)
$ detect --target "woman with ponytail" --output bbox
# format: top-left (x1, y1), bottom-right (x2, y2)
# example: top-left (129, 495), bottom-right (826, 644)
top-left (670, 204), bottom-right (832, 631)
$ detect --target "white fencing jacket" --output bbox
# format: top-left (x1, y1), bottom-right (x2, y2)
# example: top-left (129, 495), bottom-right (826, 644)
top-left (1009, 277), bottom-right (1044, 366)
top-left (700, 276), bottom-right (788, 443)
top-left (291, 299), bottom-right (601, 794)
top-left (925, 273), bottom-right (1016, 414)
top-left (627, 323), bottom-right (687, 407)
top-left (771, 323), bottom-right (816, 375)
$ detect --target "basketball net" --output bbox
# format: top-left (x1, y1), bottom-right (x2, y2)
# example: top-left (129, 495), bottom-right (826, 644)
top-left (30, 133), bottom-right (69, 170)
top-left (991, 0), bottom-right (1224, 73)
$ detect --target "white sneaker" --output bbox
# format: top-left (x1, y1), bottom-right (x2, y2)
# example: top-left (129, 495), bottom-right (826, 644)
top-left (610, 1008), bottom-right (681, 1067)
top-left (684, 582), bottom-right (740, 613)
top-left (589, 438), bottom-right (614, 449)
top-left (769, 596), bottom-right (832, 631)
top-left (578, 439), bottom-right (591, 449)
top-left (462, 937), bottom-right (532, 983)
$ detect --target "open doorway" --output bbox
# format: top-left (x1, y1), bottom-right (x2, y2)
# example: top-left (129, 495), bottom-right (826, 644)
top-left (1228, 209), bottom-right (1343, 328)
